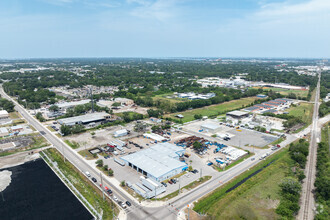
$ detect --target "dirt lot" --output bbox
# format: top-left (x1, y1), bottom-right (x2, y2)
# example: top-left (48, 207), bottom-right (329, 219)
top-left (63, 123), bottom-right (139, 151)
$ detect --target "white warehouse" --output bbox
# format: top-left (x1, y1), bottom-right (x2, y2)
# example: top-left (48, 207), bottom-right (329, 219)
top-left (120, 143), bottom-right (187, 182)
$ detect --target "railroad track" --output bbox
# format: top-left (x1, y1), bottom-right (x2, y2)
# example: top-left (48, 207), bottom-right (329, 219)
top-left (300, 71), bottom-right (320, 220)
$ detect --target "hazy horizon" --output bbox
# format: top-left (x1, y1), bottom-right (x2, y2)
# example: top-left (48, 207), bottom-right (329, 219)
top-left (1, 0), bottom-right (329, 59)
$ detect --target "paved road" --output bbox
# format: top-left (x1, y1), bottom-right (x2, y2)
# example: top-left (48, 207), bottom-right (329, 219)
top-left (1, 84), bottom-right (329, 220)
top-left (297, 71), bottom-right (321, 220)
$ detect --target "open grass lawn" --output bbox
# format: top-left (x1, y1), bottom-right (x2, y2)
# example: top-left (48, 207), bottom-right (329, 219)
top-left (288, 102), bottom-right (314, 125)
top-left (166, 97), bottom-right (258, 123)
top-left (152, 93), bottom-right (186, 103)
top-left (9, 112), bottom-right (21, 119)
top-left (194, 149), bottom-right (293, 220)
top-left (253, 87), bottom-right (309, 98)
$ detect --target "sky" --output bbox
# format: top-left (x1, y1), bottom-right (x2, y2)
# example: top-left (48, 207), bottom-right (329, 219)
top-left (0, 0), bottom-right (329, 58)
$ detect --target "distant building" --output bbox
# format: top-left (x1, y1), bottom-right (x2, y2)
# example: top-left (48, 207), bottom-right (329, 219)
top-left (0, 110), bottom-right (9, 119)
top-left (58, 112), bottom-right (111, 126)
top-left (256, 94), bottom-right (268, 98)
top-left (114, 98), bottom-right (134, 106)
top-left (113, 129), bottom-right (128, 137)
top-left (0, 127), bottom-right (9, 137)
top-left (226, 110), bottom-right (249, 120)
top-left (243, 106), bottom-right (260, 112)
top-left (200, 123), bottom-right (221, 133)
top-left (11, 125), bottom-right (23, 132)
top-left (55, 99), bottom-right (90, 110)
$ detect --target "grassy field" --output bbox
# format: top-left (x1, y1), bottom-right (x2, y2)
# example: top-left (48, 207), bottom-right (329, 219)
top-left (253, 87), bottom-right (309, 98)
top-left (9, 112), bottom-right (21, 119)
top-left (153, 93), bottom-right (186, 103)
top-left (42, 148), bottom-right (118, 219)
top-left (288, 102), bottom-right (314, 125)
top-left (166, 97), bottom-right (258, 123)
top-left (64, 140), bottom-right (80, 149)
top-left (193, 149), bottom-right (292, 219)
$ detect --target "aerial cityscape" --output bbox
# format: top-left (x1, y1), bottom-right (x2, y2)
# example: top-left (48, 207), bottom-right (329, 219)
top-left (0, 1), bottom-right (329, 220)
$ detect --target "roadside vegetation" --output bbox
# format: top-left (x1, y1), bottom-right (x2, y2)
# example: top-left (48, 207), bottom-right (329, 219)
top-left (156, 176), bottom-right (212, 201)
top-left (64, 140), bottom-right (80, 149)
top-left (315, 123), bottom-right (330, 219)
top-left (193, 139), bottom-right (309, 219)
top-left (41, 148), bottom-right (118, 219)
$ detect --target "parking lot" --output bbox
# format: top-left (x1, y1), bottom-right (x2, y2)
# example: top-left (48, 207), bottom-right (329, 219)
top-left (182, 119), bottom-right (279, 148)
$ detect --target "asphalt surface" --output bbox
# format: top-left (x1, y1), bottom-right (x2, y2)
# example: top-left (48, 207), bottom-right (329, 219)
top-left (1, 84), bottom-right (329, 220)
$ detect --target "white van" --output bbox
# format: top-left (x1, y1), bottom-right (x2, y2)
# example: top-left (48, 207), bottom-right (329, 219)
top-left (85, 171), bottom-right (91, 177)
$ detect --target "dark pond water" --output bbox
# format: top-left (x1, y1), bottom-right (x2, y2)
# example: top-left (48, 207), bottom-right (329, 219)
top-left (0, 158), bottom-right (93, 220)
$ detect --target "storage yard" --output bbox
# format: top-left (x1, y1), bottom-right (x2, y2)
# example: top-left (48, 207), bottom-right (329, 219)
top-left (182, 119), bottom-right (279, 148)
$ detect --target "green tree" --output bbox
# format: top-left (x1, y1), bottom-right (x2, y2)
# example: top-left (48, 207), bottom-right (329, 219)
top-left (60, 125), bottom-right (71, 136)
top-left (103, 164), bottom-right (108, 171)
top-left (194, 114), bottom-right (203, 120)
top-left (96, 159), bottom-right (103, 167)
top-left (49, 105), bottom-right (59, 112)
top-left (193, 141), bottom-right (202, 151)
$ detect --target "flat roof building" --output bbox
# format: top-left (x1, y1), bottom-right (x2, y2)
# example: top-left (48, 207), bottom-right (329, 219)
top-left (243, 106), bottom-right (260, 112)
top-left (55, 99), bottom-right (90, 110)
top-left (226, 110), bottom-right (249, 119)
top-left (121, 143), bottom-right (187, 182)
top-left (144, 133), bottom-right (167, 142)
top-left (0, 110), bottom-right (9, 119)
top-left (200, 123), bottom-right (221, 133)
top-left (58, 112), bottom-right (111, 126)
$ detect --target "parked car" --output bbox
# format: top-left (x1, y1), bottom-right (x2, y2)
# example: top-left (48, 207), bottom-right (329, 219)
top-left (251, 157), bottom-right (255, 161)
top-left (113, 196), bottom-right (118, 202)
top-left (207, 162), bottom-right (213, 166)
top-left (107, 189), bottom-right (113, 195)
top-left (171, 179), bottom-right (176, 184)
top-left (120, 202), bottom-right (127, 209)
top-left (161, 182), bottom-right (167, 187)
top-left (91, 177), bottom-right (97, 182)
top-left (126, 201), bottom-right (131, 207)
top-left (168, 180), bottom-right (173, 184)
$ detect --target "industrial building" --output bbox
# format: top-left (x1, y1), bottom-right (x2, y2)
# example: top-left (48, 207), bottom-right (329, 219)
top-left (120, 143), bottom-right (187, 182)
top-left (0, 127), bottom-right (9, 137)
top-left (143, 133), bottom-right (167, 142)
top-left (114, 98), bottom-right (134, 106)
top-left (226, 110), bottom-right (249, 120)
top-left (200, 123), bottom-right (221, 133)
top-left (57, 112), bottom-right (111, 126)
top-left (55, 99), bottom-right (90, 110)
top-left (177, 92), bottom-right (215, 100)
top-left (0, 110), bottom-right (9, 119)
top-left (113, 129), bottom-right (128, 137)
top-left (131, 176), bottom-right (166, 199)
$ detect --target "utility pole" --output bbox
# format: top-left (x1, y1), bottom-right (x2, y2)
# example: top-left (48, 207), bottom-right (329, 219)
top-left (200, 168), bottom-right (202, 179)
top-left (90, 87), bottom-right (94, 113)
top-left (187, 205), bottom-right (190, 220)
top-left (62, 144), bottom-right (66, 162)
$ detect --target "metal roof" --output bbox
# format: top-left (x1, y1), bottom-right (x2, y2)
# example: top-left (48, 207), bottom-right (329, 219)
top-left (58, 112), bottom-right (110, 125)
top-left (56, 100), bottom-right (90, 108)
top-left (226, 110), bottom-right (249, 117)
top-left (201, 123), bottom-right (221, 130)
top-left (244, 106), bottom-right (260, 111)
top-left (120, 143), bottom-right (186, 179)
